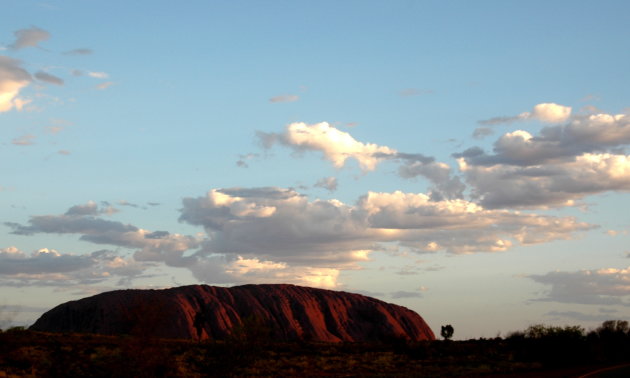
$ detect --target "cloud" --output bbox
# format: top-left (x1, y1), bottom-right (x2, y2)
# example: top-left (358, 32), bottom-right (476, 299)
top-left (529, 267), bottom-right (630, 306)
top-left (88, 71), bottom-right (108, 79)
top-left (464, 113), bottom-right (630, 166)
top-left (9, 27), bottom-right (50, 50)
top-left (65, 200), bottom-right (115, 216)
top-left (179, 187), bottom-right (592, 262)
top-left (5, 202), bottom-right (201, 268)
top-left (390, 290), bottom-right (423, 299)
top-left (179, 187), bottom-right (377, 266)
top-left (256, 122), bottom-right (463, 198)
top-left (479, 102), bottom-right (571, 125)
top-left (0, 184), bottom-right (594, 290)
top-left (396, 154), bottom-right (465, 200)
top-left (544, 311), bottom-right (612, 322)
top-left (314, 176), bottom-right (338, 192)
top-left (236, 153), bottom-right (260, 168)
top-left (34, 71), bottom-right (64, 86)
top-left (478, 115), bottom-right (529, 126)
top-left (188, 255), bottom-right (340, 288)
top-left (269, 94), bottom-right (299, 103)
top-left (359, 190), bottom-right (592, 252)
top-left (63, 48), bottom-right (93, 56)
top-left (258, 122), bottom-right (397, 171)
top-left (472, 127), bottom-right (494, 139)
top-left (95, 81), bottom-right (113, 90)
top-left (460, 152), bottom-right (630, 209)
top-left (0, 247), bottom-right (93, 275)
top-left (0, 247), bottom-right (147, 287)
top-left (0, 56), bottom-right (32, 112)
top-left (12, 135), bottom-right (36, 146)
top-left (530, 103), bottom-right (572, 123)
top-left (399, 88), bottom-right (434, 97)
top-left (457, 111), bottom-right (630, 208)
top-left (117, 200), bottom-right (141, 209)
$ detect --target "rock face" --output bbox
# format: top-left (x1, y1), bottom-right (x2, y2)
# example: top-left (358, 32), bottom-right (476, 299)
top-left (30, 284), bottom-right (435, 342)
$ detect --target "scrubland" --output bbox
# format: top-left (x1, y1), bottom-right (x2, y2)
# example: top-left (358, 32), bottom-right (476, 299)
top-left (1, 321), bottom-right (629, 377)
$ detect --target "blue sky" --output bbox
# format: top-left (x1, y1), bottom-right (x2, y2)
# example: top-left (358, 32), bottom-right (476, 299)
top-left (2, 0), bottom-right (630, 339)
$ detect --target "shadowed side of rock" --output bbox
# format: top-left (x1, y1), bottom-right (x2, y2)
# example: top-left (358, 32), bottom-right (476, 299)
top-left (30, 284), bottom-right (435, 342)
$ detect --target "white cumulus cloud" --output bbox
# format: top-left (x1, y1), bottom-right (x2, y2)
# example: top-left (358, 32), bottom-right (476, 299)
top-left (479, 102), bottom-right (572, 125)
top-left (0, 56), bottom-right (31, 112)
top-left (530, 102), bottom-right (572, 123)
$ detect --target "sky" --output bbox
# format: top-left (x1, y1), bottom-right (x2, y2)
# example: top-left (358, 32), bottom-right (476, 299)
top-left (1, 0), bottom-right (630, 339)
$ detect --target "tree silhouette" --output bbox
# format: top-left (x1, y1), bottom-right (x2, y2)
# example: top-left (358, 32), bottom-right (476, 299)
top-left (441, 324), bottom-right (454, 340)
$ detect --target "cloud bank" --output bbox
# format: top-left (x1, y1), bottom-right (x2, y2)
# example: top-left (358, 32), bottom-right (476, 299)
top-left (179, 187), bottom-right (592, 259)
top-left (458, 112), bottom-right (630, 208)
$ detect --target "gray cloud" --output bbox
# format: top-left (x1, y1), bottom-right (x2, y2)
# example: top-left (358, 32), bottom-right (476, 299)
top-left (0, 247), bottom-right (148, 287)
top-left (7, 215), bottom-right (138, 236)
top-left (180, 187), bottom-right (373, 265)
top-left (236, 153), bottom-right (260, 168)
top-left (529, 267), bottom-right (630, 306)
top-left (269, 94), bottom-right (299, 103)
top-left (5, 202), bottom-right (201, 268)
top-left (478, 115), bottom-right (525, 126)
top-left (314, 176), bottom-right (338, 192)
top-left (0, 56), bottom-right (31, 81)
top-left (179, 187), bottom-right (592, 262)
top-left (117, 200), bottom-right (143, 209)
top-left (399, 88), bottom-right (434, 97)
top-left (459, 114), bottom-right (630, 168)
top-left (12, 134), bottom-right (36, 146)
top-left (390, 290), bottom-right (423, 299)
top-left (34, 71), bottom-right (64, 86)
top-left (457, 112), bottom-right (630, 209)
top-left (66, 201), bottom-right (113, 216)
top-left (145, 231), bottom-right (170, 239)
top-left (10, 27), bottom-right (50, 50)
top-left (460, 155), bottom-right (630, 209)
top-left (544, 310), bottom-right (612, 322)
top-left (396, 156), bottom-right (466, 200)
top-left (472, 127), bottom-right (494, 139)
top-left (0, 247), bottom-right (93, 275)
top-left (63, 48), bottom-right (93, 55)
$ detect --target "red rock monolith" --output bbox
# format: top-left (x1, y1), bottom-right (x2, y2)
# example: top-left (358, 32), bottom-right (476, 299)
top-left (30, 284), bottom-right (435, 342)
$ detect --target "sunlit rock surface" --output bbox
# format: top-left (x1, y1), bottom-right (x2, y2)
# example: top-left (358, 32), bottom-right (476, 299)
top-left (30, 284), bottom-right (435, 342)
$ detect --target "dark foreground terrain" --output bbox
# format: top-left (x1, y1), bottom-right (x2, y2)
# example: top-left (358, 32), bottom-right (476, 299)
top-left (2, 321), bottom-right (630, 377)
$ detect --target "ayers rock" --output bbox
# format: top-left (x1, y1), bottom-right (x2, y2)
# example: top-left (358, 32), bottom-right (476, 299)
top-left (30, 284), bottom-right (435, 342)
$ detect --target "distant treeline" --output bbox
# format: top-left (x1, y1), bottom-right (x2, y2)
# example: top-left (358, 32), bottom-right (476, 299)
top-left (501, 320), bottom-right (630, 366)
